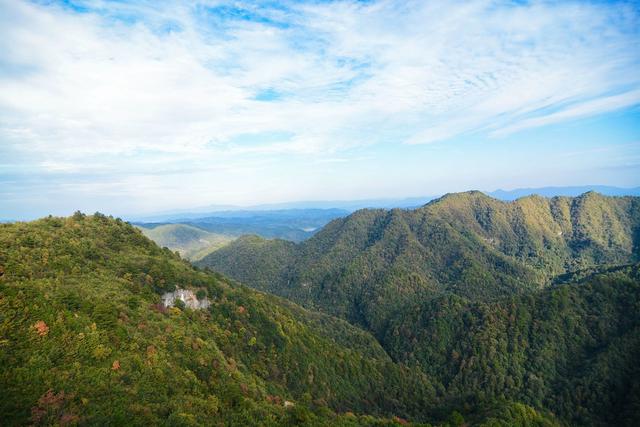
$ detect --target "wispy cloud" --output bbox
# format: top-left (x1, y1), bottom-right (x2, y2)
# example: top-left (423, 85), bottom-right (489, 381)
top-left (0, 0), bottom-right (639, 215)
top-left (492, 89), bottom-right (640, 137)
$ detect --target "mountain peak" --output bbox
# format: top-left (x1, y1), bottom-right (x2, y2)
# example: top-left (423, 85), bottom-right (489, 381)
top-left (423, 190), bottom-right (496, 208)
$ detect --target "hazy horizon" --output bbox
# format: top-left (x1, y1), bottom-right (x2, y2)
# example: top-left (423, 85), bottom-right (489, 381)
top-left (3, 183), bottom-right (640, 221)
top-left (1, 0), bottom-right (639, 220)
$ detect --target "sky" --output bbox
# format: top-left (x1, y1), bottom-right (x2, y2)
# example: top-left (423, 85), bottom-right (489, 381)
top-left (1, 0), bottom-right (639, 219)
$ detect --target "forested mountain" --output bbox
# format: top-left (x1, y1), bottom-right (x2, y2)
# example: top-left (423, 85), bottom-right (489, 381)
top-left (199, 191), bottom-right (639, 321)
top-left (2, 193), bottom-right (639, 425)
top-left (0, 213), bottom-right (562, 426)
top-left (137, 223), bottom-right (234, 261)
top-left (197, 191), bottom-right (640, 425)
top-left (0, 214), bottom-right (429, 425)
top-left (383, 264), bottom-right (640, 426)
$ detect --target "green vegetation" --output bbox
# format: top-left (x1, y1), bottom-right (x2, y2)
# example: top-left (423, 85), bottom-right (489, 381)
top-left (0, 214), bottom-right (440, 425)
top-left (383, 265), bottom-right (640, 426)
top-left (198, 192), bottom-right (640, 425)
top-left (199, 191), bottom-right (639, 324)
top-left (2, 213), bottom-right (559, 425)
top-left (2, 192), bottom-right (638, 425)
top-left (201, 235), bottom-right (297, 292)
top-left (137, 223), bottom-right (235, 261)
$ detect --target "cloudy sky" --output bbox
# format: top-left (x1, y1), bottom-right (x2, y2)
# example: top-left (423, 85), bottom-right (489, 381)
top-left (1, 0), bottom-right (639, 219)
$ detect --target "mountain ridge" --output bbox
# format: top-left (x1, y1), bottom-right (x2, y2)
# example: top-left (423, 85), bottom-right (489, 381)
top-left (199, 191), bottom-right (640, 311)
top-left (195, 190), bottom-right (640, 425)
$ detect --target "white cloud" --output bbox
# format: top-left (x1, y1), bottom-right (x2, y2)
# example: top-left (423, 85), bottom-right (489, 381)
top-left (0, 0), bottom-right (639, 213)
top-left (492, 89), bottom-right (640, 137)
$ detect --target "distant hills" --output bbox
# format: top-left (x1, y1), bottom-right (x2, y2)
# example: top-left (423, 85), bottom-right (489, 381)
top-left (136, 224), bottom-right (234, 261)
top-left (488, 185), bottom-right (640, 201)
top-left (135, 209), bottom-right (349, 258)
top-left (179, 208), bottom-right (349, 241)
top-left (129, 185), bottom-right (640, 223)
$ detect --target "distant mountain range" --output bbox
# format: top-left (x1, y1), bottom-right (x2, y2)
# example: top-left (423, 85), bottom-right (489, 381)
top-left (488, 185), bottom-right (640, 200)
top-left (136, 224), bottom-right (234, 261)
top-left (128, 185), bottom-right (640, 223)
top-left (134, 209), bottom-right (351, 257)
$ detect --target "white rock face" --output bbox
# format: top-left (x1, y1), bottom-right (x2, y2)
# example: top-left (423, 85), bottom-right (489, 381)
top-left (162, 288), bottom-right (210, 310)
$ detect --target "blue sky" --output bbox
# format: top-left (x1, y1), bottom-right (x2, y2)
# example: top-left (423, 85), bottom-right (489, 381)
top-left (1, 0), bottom-right (639, 219)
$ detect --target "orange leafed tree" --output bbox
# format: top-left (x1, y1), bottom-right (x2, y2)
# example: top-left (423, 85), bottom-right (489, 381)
top-left (33, 321), bottom-right (49, 337)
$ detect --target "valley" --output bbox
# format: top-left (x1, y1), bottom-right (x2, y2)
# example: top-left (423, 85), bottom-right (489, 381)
top-left (135, 209), bottom-right (349, 261)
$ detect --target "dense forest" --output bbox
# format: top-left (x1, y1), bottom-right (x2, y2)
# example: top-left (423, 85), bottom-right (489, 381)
top-left (198, 192), bottom-right (640, 425)
top-left (199, 191), bottom-right (640, 323)
top-left (1, 192), bottom-right (638, 425)
top-left (0, 213), bottom-right (562, 426)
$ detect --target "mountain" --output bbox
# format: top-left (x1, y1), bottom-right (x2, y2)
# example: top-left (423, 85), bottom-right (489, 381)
top-left (197, 191), bottom-right (640, 425)
top-left (136, 223), bottom-right (234, 261)
top-left (3, 194), bottom-right (639, 425)
top-left (0, 213), bottom-right (440, 425)
top-left (199, 191), bottom-right (640, 317)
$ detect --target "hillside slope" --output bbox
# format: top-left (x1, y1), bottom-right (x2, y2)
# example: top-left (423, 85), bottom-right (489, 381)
top-left (199, 191), bottom-right (640, 326)
top-left (197, 191), bottom-right (640, 425)
top-left (0, 214), bottom-right (446, 425)
top-left (383, 264), bottom-right (640, 425)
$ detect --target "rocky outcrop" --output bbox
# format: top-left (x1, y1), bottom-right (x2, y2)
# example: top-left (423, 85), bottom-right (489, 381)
top-left (161, 288), bottom-right (210, 310)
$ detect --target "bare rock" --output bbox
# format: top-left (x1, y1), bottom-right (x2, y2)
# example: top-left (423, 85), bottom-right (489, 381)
top-left (161, 288), bottom-right (210, 310)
